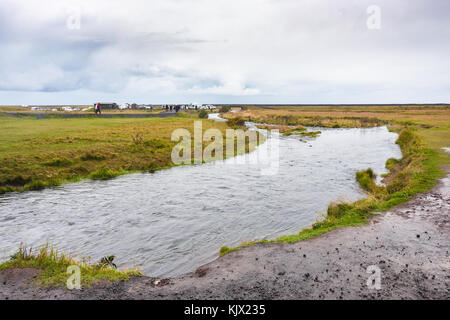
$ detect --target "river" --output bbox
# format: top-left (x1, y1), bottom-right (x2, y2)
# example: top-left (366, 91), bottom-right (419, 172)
top-left (0, 115), bottom-right (402, 276)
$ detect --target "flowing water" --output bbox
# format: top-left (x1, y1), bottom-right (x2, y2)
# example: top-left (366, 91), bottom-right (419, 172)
top-left (0, 116), bottom-right (402, 277)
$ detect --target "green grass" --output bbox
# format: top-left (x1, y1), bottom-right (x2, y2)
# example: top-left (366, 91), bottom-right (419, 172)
top-left (44, 158), bottom-right (74, 167)
top-left (198, 109), bottom-right (209, 119)
top-left (355, 168), bottom-right (377, 192)
top-left (24, 179), bottom-right (60, 191)
top-left (219, 105), bottom-right (232, 113)
top-left (283, 128), bottom-right (321, 138)
top-left (219, 246), bottom-right (240, 256)
top-left (0, 114), bottom-right (259, 194)
top-left (0, 244), bottom-right (141, 287)
top-left (1, 107), bottom-right (448, 282)
top-left (80, 152), bottom-right (107, 161)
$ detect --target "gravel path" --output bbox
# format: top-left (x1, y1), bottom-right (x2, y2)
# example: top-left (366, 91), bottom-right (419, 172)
top-left (1, 174), bottom-right (449, 300)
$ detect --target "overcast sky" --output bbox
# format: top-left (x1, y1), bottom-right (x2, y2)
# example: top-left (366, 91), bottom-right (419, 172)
top-left (0, 0), bottom-right (449, 105)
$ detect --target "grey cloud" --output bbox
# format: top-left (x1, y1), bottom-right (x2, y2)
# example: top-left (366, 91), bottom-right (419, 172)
top-left (0, 0), bottom-right (448, 103)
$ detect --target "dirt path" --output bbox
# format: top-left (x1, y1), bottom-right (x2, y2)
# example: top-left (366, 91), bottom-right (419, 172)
top-left (2, 111), bottom-right (178, 119)
top-left (1, 175), bottom-right (449, 300)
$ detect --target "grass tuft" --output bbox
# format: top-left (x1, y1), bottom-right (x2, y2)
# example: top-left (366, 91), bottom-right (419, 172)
top-left (227, 117), bottom-right (246, 128)
top-left (219, 246), bottom-right (240, 256)
top-left (326, 202), bottom-right (353, 218)
top-left (198, 109), bottom-right (208, 119)
top-left (0, 244), bottom-right (141, 287)
top-left (355, 168), bottom-right (377, 192)
top-left (0, 115), bottom-right (257, 194)
top-left (219, 105), bottom-right (231, 113)
top-left (80, 152), bottom-right (107, 161)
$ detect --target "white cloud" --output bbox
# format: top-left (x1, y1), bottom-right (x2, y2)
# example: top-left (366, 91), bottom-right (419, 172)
top-left (0, 0), bottom-right (449, 103)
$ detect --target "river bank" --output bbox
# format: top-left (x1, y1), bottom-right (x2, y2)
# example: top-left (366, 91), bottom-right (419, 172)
top-left (1, 106), bottom-right (448, 299)
top-left (0, 112), bottom-right (249, 194)
top-left (1, 171), bottom-right (448, 299)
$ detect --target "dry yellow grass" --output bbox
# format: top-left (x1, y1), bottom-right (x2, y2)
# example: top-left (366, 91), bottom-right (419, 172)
top-left (224, 105), bottom-right (450, 127)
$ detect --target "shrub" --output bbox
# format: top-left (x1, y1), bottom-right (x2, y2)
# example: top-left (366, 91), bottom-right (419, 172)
top-left (327, 202), bottom-right (352, 218)
top-left (0, 186), bottom-right (15, 194)
top-left (198, 109), bottom-right (208, 119)
top-left (24, 180), bottom-right (48, 191)
top-left (356, 168), bottom-right (377, 192)
top-left (1, 175), bottom-right (31, 187)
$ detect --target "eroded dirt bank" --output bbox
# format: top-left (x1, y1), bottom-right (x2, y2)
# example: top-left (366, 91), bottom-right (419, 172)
top-left (1, 174), bottom-right (449, 300)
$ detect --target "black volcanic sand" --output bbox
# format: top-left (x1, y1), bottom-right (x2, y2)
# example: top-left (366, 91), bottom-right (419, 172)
top-left (1, 174), bottom-right (449, 300)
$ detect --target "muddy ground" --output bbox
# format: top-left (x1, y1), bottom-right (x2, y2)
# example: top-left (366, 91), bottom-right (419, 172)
top-left (1, 174), bottom-right (449, 300)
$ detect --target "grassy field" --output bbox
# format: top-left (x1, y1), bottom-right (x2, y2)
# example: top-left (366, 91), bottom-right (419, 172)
top-left (0, 110), bottom-right (256, 194)
top-left (220, 105), bottom-right (450, 255)
top-left (1, 105), bottom-right (449, 285)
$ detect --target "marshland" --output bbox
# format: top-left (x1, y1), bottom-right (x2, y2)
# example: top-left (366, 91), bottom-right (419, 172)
top-left (0, 105), bottom-right (449, 298)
